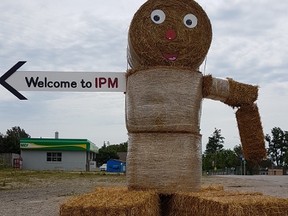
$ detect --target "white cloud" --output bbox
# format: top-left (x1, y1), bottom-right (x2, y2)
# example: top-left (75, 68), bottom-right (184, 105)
top-left (1, 0), bottom-right (287, 149)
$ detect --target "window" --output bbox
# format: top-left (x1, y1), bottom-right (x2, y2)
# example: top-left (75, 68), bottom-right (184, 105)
top-left (47, 152), bottom-right (62, 162)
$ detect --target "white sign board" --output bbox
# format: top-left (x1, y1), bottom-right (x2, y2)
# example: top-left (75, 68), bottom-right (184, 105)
top-left (7, 71), bottom-right (126, 92)
top-left (0, 61), bottom-right (126, 100)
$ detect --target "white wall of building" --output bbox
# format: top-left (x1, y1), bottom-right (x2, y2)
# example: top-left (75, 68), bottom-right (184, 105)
top-left (21, 150), bottom-right (87, 171)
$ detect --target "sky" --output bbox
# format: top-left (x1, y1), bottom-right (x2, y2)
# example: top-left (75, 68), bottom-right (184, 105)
top-left (0, 0), bottom-right (287, 150)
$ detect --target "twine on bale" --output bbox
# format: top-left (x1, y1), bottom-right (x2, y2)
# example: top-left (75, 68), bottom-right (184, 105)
top-left (126, 67), bottom-right (203, 193)
top-left (236, 104), bottom-right (266, 163)
top-left (128, 0), bottom-right (212, 70)
top-left (202, 74), bottom-right (230, 102)
top-left (126, 68), bottom-right (203, 134)
top-left (59, 187), bottom-right (159, 216)
top-left (127, 132), bottom-right (202, 193)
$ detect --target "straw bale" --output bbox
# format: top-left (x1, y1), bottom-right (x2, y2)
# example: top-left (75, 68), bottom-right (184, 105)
top-left (127, 132), bottom-right (202, 193)
top-left (202, 75), bottom-right (230, 102)
top-left (126, 67), bottom-right (202, 133)
top-left (225, 78), bottom-right (258, 107)
top-left (169, 190), bottom-right (288, 216)
top-left (128, 0), bottom-right (212, 70)
top-left (202, 74), bottom-right (213, 97)
top-left (236, 104), bottom-right (266, 163)
top-left (60, 187), bottom-right (159, 216)
top-left (201, 184), bottom-right (224, 192)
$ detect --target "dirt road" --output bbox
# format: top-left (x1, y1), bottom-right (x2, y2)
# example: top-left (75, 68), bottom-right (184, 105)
top-left (0, 175), bottom-right (287, 216)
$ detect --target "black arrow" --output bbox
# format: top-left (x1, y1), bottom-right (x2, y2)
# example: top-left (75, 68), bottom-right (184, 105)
top-left (0, 61), bottom-right (27, 100)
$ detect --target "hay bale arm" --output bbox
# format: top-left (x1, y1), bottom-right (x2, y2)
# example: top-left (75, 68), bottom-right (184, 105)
top-left (203, 75), bottom-right (266, 163)
top-left (202, 75), bottom-right (230, 102)
top-left (236, 104), bottom-right (266, 163)
top-left (202, 75), bottom-right (258, 106)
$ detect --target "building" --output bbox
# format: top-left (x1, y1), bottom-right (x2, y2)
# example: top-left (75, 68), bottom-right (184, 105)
top-left (106, 159), bottom-right (126, 173)
top-left (0, 153), bottom-right (21, 168)
top-left (268, 168), bottom-right (284, 175)
top-left (20, 138), bottom-right (98, 171)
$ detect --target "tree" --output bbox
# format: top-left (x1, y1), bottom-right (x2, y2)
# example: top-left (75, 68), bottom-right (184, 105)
top-left (0, 126), bottom-right (30, 154)
top-left (203, 128), bottom-right (225, 171)
top-left (233, 144), bottom-right (243, 159)
top-left (203, 149), bottom-right (239, 171)
top-left (96, 141), bottom-right (128, 166)
top-left (0, 133), bottom-right (4, 152)
top-left (217, 149), bottom-right (238, 169)
top-left (265, 127), bottom-right (288, 167)
top-left (205, 128), bottom-right (224, 154)
top-left (233, 144), bottom-right (261, 175)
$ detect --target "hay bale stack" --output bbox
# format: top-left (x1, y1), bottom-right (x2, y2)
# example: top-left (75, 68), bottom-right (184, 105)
top-left (126, 68), bottom-right (203, 193)
top-left (236, 104), bottom-right (266, 163)
top-left (126, 68), bottom-right (202, 133)
top-left (59, 187), bottom-right (159, 216)
top-left (127, 132), bottom-right (202, 193)
top-left (169, 190), bottom-right (288, 216)
top-left (128, 0), bottom-right (212, 70)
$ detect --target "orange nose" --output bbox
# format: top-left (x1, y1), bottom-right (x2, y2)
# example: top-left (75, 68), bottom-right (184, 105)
top-left (165, 29), bottom-right (176, 40)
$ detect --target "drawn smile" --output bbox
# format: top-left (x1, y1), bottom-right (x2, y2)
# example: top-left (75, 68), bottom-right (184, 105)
top-left (163, 53), bottom-right (178, 61)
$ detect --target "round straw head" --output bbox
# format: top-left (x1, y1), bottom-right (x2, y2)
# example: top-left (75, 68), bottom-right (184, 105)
top-left (128, 0), bottom-right (212, 70)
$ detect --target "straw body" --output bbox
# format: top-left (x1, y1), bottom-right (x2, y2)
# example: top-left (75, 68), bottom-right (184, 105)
top-left (126, 68), bottom-right (202, 133)
top-left (127, 132), bottom-right (202, 193)
top-left (126, 68), bottom-right (202, 193)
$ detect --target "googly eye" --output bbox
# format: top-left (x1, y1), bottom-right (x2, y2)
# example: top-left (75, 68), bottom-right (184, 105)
top-left (151, 9), bottom-right (166, 24)
top-left (183, 14), bottom-right (197, 28)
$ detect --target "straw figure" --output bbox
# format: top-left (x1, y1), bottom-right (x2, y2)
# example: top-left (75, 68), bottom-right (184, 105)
top-left (60, 1), bottom-right (288, 215)
top-left (126, 0), bottom-right (266, 193)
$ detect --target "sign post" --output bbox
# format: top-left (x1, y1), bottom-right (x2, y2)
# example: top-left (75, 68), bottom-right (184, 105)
top-left (0, 61), bottom-right (126, 100)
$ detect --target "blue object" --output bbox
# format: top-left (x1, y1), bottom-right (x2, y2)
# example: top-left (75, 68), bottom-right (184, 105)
top-left (106, 159), bottom-right (126, 173)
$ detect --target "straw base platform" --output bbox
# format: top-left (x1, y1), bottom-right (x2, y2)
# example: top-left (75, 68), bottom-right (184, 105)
top-left (60, 186), bottom-right (288, 216)
top-left (59, 187), bottom-right (159, 216)
top-left (169, 189), bottom-right (288, 216)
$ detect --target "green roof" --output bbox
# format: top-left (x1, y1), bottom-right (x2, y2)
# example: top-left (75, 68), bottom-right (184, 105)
top-left (20, 138), bottom-right (98, 153)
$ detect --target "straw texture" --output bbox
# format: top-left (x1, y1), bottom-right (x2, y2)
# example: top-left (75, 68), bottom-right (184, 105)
top-left (59, 187), bottom-right (159, 216)
top-left (169, 190), bottom-right (288, 216)
top-left (60, 185), bottom-right (288, 216)
top-left (126, 67), bottom-right (202, 133)
top-left (128, 0), bottom-right (212, 70)
top-left (225, 78), bottom-right (258, 107)
top-left (127, 132), bottom-right (202, 193)
top-left (236, 104), bottom-right (266, 163)
top-left (202, 74), bottom-right (213, 97)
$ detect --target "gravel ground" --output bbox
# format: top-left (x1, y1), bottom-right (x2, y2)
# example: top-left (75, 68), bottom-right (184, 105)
top-left (0, 175), bottom-right (287, 216)
top-left (214, 175), bottom-right (288, 198)
top-left (0, 175), bottom-right (126, 216)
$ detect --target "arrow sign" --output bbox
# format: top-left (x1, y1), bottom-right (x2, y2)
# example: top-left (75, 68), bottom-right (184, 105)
top-left (0, 61), bottom-right (27, 100)
top-left (0, 61), bottom-right (126, 100)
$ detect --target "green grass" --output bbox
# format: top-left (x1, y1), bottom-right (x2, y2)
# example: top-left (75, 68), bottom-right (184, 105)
top-left (0, 169), bottom-right (126, 190)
